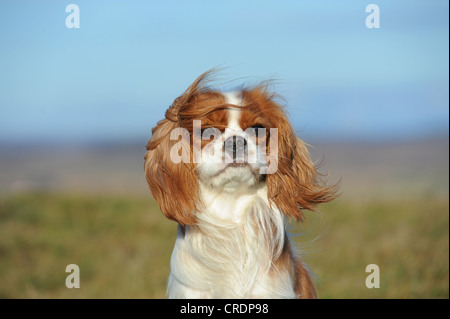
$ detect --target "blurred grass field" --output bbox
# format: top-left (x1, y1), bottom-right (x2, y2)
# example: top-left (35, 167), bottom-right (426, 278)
top-left (0, 138), bottom-right (448, 298)
top-left (0, 191), bottom-right (448, 298)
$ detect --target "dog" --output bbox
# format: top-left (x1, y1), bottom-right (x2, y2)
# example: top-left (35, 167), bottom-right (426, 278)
top-left (144, 70), bottom-right (337, 298)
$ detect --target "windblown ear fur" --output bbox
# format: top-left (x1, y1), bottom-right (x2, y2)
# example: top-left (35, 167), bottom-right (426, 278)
top-left (144, 70), bottom-right (215, 225)
top-left (264, 99), bottom-right (339, 222)
top-left (145, 119), bottom-right (199, 225)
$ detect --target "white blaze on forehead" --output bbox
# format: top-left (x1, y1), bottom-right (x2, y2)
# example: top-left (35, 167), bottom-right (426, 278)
top-left (223, 91), bottom-right (243, 131)
top-left (223, 91), bottom-right (243, 106)
top-left (227, 108), bottom-right (242, 131)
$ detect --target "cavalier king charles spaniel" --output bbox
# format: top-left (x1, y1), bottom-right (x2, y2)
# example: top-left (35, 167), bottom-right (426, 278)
top-left (145, 70), bottom-right (338, 299)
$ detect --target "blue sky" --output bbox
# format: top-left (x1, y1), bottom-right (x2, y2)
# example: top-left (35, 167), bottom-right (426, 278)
top-left (0, 0), bottom-right (448, 143)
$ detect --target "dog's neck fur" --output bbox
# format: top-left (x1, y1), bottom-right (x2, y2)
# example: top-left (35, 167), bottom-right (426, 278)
top-left (167, 183), bottom-right (298, 298)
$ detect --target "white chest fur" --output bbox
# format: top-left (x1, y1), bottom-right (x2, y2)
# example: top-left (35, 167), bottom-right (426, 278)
top-left (166, 185), bottom-right (296, 298)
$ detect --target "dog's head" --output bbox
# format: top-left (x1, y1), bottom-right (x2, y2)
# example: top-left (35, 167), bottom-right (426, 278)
top-left (145, 70), bottom-right (337, 225)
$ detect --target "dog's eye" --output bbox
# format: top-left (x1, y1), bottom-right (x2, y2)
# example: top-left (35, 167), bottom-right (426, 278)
top-left (250, 124), bottom-right (264, 130)
top-left (248, 125), bottom-right (265, 137)
top-left (195, 126), bottom-right (222, 137)
top-left (194, 126), bottom-right (209, 135)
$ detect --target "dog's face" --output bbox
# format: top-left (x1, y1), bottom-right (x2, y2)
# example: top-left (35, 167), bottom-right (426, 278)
top-left (145, 71), bottom-right (337, 225)
top-left (192, 91), bottom-right (278, 191)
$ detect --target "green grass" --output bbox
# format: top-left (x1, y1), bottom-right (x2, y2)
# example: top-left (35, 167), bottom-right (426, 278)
top-left (0, 193), bottom-right (174, 298)
top-left (300, 195), bottom-right (449, 298)
top-left (0, 192), bottom-right (448, 298)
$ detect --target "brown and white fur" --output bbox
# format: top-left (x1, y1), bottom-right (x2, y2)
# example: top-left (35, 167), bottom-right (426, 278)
top-left (144, 70), bottom-right (337, 298)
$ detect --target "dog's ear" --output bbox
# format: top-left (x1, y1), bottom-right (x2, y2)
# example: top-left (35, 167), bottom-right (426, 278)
top-left (144, 71), bottom-right (215, 225)
top-left (265, 105), bottom-right (339, 222)
top-left (145, 118), bottom-right (199, 225)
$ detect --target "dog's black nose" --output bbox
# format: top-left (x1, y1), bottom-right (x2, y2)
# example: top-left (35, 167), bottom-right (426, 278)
top-left (224, 135), bottom-right (247, 162)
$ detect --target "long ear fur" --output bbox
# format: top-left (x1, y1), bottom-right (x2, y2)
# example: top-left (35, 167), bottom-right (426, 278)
top-left (263, 94), bottom-right (339, 222)
top-left (144, 70), bottom-right (215, 225)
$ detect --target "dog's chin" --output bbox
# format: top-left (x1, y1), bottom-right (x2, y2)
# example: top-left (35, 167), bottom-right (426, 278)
top-left (198, 162), bottom-right (262, 191)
